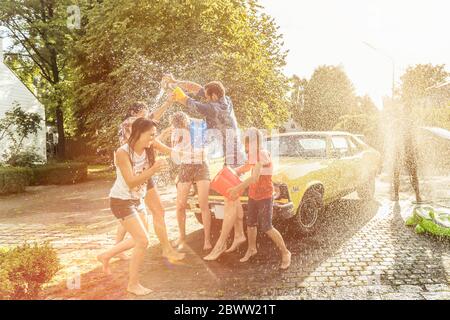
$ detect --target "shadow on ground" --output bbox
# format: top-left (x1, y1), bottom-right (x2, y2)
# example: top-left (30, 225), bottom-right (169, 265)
top-left (44, 197), bottom-right (381, 299)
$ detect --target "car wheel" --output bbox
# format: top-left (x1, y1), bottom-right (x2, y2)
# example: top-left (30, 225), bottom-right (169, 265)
top-left (357, 176), bottom-right (375, 200)
top-left (294, 187), bottom-right (324, 235)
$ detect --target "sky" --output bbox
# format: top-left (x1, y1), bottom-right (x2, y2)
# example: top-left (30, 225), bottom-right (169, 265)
top-left (259, 0), bottom-right (450, 108)
top-left (2, 1), bottom-right (449, 108)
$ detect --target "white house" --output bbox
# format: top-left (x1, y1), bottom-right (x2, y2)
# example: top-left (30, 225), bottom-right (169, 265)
top-left (0, 37), bottom-right (47, 162)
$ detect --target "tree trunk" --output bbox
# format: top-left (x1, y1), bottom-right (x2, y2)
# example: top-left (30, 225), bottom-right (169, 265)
top-left (56, 102), bottom-right (65, 159)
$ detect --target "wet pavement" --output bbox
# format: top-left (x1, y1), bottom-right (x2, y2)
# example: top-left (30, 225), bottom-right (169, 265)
top-left (0, 174), bottom-right (449, 300)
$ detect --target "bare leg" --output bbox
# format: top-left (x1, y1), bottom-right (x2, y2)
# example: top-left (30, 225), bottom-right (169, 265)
top-left (145, 188), bottom-right (185, 261)
top-left (98, 215), bottom-right (152, 295)
top-left (115, 224), bottom-right (130, 260)
top-left (97, 238), bottom-right (135, 275)
top-left (226, 200), bottom-right (246, 253)
top-left (203, 199), bottom-right (238, 261)
top-left (124, 216), bottom-right (152, 296)
top-left (173, 182), bottom-right (192, 250)
top-left (97, 210), bottom-right (149, 274)
top-left (240, 226), bottom-right (257, 262)
top-left (265, 227), bottom-right (291, 269)
top-left (196, 180), bottom-right (212, 250)
top-left (392, 155), bottom-right (400, 201)
top-left (406, 155), bottom-right (421, 203)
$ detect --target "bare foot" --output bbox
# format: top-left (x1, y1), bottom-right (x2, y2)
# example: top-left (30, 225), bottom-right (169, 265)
top-left (280, 251), bottom-right (291, 270)
top-left (239, 249), bottom-right (257, 263)
top-left (203, 245), bottom-right (227, 261)
top-left (116, 252), bottom-right (130, 261)
top-left (203, 241), bottom-right (212, 251)
top-left (171, 238), bottom-right (186, 250)
top-left (162, 248), bottom-right (185, 261)
top-left (127, 283), bottom-right (153, 296)
top-left (225, 236), bottom-right (246, 253)
top-left (97, 253), bottom-right (112, 275)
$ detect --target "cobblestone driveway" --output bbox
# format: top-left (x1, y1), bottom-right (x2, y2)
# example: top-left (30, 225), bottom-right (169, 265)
top-left (0, 174), bottom-right (449, 300)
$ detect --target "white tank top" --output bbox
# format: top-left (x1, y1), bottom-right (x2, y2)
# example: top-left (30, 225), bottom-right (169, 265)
top-left (109, 144), bottom-right (150, 200)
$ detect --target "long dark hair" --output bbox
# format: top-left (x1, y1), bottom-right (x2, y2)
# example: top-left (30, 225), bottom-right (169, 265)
top-left (127, 118), bottom-right (157, 168)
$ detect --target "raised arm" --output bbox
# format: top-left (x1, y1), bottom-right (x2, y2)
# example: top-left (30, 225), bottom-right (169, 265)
top-left (175, 80), bottom-right (203, 95)
top-left (150, 93), bottom-right (174, 121)
top-left (163, 74), bottom-right (203, 95)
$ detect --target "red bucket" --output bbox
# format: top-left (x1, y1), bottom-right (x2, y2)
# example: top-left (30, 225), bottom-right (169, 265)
top-left (210, 166), bottom-right (243, 200)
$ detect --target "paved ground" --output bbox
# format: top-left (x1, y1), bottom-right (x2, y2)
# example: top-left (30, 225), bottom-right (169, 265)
top-left (0, 174), bottom-right (449, 300)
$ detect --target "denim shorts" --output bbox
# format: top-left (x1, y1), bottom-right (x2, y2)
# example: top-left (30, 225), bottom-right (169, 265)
top-left (110, 197), bottom-right (146, 221)
top-left (177, 163), bottom-right (210, 183)
top-left (246, 197), bottom-right (273, 232)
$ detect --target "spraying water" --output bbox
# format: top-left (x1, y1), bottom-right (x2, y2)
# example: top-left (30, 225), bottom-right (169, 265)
top-left (149, 76), bottom-right (180, 113)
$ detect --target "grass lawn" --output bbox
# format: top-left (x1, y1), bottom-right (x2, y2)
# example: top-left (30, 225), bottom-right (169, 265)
top-left (87, 164), bottom-right (115, 181)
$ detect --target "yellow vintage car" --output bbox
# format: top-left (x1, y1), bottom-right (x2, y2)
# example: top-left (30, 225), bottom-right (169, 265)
top-left (188, 131), bottom-right (382, 234)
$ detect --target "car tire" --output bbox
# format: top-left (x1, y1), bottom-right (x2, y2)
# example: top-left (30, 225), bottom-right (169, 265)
top-left (357, 176), bottom-right (375, 200)
top-left (293, 187), bottom-right (324, 235)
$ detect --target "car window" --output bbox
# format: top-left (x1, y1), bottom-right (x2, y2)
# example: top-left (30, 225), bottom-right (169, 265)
top-left (351, 136), bottom-right (369, 148)
top-left (348, 136), bottom-right (364, 153)
top-left (331, 136), bottom-right (351, 157)
top-left (347, 137), bottom-right (359, 153)
top-left (267, 135), bottom-right (327, 158)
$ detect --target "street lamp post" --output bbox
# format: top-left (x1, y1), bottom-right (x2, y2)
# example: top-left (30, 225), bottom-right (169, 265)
top-left (362, 41), bottom-right (396, 100)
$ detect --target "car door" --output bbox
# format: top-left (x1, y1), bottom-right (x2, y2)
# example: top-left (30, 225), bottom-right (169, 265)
top-left (345, 136), bottom-right (365, 188)
top-left (349, 136), bottom-right (380, 183)
top-left (329, 135), bottom-right (355, 193)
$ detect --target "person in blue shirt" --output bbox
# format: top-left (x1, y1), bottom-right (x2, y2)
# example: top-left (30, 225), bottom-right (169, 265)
top-left (163, 75), bottom-right (247, 260)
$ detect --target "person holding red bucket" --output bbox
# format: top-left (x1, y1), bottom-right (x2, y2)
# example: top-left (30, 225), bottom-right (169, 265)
top-left (227, 128), bottom-right (291, 269)
top-left (163, 75), bottom-right (247, 260)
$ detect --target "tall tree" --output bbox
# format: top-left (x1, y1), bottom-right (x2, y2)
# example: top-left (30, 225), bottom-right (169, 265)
top-left (301, 65), bottom-right (357, 130)
top-left (356, 95), bottom-right (379, 116)
top-left (289, 75), bottom-right (308, 124)
top-left (400, 63), bottom-right (449, 106)
top-left (73, 0), bottom-right (290, 152)
top-left (399, 63), bottom-right (449, 129)
top-left (0, 0), bottom-right (81, 158)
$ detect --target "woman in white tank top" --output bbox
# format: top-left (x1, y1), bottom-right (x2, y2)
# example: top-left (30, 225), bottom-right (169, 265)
top-left (109, 143), bottom-right (151, 200)
top-left (113, 101), bottom-right (185, 264)
top-left (97, 118), bottom-right (168, 296)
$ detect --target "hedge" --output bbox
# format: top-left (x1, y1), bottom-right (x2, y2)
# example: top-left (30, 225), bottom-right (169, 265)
top-left (29, 162), bottom-right (88, 186)
top-left (0, 162), bottom-right (88, 195)
top-left (0, 167), bottom-right (32, 194)
top-left (0, 243), bottom-right (60, 300)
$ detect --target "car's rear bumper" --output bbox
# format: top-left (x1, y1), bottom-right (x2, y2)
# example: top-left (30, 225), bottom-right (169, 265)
top-left (273, 201), bottom-right (295, 220)
top-left (188, 198), bottom-right (295, 222)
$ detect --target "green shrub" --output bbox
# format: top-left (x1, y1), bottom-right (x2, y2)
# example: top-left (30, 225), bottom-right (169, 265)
top-left (3, 148), bottom-right (44, 167)
top-left (29, 162), bottom-right (88, 185)
top-left (0, 243), bottom-right (61, 300)
top-left (0, 167), bottom-right (32, 194)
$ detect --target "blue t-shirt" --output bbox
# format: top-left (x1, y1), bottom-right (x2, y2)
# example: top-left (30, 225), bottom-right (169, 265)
top-left (186, 89), bottom-right (245, 165)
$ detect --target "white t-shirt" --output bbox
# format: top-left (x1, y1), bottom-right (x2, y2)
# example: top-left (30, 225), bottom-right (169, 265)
top-left (109, 144), bottom-right (150, 200)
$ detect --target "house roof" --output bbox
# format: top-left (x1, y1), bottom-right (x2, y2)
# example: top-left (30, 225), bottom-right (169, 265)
top-left (0, 37), bottom-right (42, 103)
